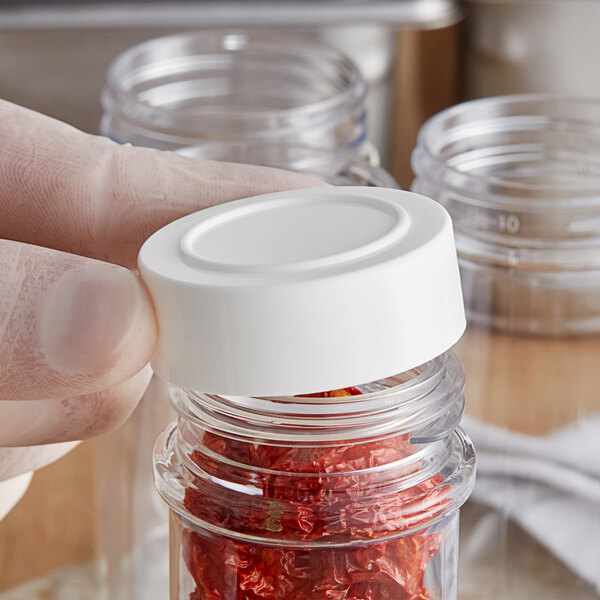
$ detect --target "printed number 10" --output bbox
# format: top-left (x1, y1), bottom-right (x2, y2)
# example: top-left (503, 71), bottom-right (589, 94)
top-left (499, 214), bottom-right (520, 234)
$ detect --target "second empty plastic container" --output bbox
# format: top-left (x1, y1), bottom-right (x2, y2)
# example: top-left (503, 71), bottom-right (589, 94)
top-left (412, 95), bottom-right (600, 599)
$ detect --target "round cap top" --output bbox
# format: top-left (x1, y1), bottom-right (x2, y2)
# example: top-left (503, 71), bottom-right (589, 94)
top-left (138, 187), bottom-right (465, 395)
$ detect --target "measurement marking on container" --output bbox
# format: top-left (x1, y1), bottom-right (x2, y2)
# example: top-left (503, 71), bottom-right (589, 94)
top-left (499, 214), bottom-right (520, 234)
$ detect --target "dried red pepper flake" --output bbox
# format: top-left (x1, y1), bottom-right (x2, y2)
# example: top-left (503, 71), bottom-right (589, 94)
top-left (181, 387), bottom-right (448, 600)
top-left (303, 386), bottom-right (362, 398)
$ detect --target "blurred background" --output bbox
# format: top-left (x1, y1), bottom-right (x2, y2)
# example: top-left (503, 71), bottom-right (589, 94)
top-left (0, 0), bottom-right (464, 188)
top-left (1, 1), bottom-right (600, 599)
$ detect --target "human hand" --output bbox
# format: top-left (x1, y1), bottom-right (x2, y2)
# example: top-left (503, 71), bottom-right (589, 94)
top-left (0, 100), bottom-right (324, 519)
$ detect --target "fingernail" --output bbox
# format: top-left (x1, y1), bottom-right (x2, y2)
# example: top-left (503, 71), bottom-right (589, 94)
top-left (39, 264), bottom-right (150, 378)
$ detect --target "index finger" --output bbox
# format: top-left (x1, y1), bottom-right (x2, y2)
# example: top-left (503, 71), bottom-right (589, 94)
top-left (0, 100), bottom-right (325, 268)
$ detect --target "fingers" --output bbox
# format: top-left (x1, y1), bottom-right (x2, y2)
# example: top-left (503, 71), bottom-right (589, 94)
top-left (0, 442), bottom-right (78, 482)
top-left (0, 100), bottom-right (326, 268)
top-left (0, 240), bottom-right (156, 401)
top-left (0, 472), bottom-right (33, 521)
top-left (0, 366), bottom-right (152, 446)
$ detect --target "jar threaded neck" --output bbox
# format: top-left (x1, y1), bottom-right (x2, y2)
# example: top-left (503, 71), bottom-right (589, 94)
top-left (102, 31), bottom-right (368, 157)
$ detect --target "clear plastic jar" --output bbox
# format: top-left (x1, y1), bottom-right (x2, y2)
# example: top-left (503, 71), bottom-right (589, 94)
top-left (100, 31), bottom-right (384, 177)
top-left (154, 353), bottom-right (475, 600)
top-left (100, 31), bottom-right (397, 186)
top-left (412, 95), bottom-right (600, 599)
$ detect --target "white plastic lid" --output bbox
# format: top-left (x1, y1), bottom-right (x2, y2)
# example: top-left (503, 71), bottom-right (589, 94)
top-left (138, 187), bottom-right (465, 395)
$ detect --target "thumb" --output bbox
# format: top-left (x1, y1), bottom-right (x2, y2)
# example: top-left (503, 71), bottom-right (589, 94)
top-left (0, 240), bottom-right (156, 401)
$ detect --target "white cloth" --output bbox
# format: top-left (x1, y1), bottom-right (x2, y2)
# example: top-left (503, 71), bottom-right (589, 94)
top-left (462, 415), bottom-right (600, 592)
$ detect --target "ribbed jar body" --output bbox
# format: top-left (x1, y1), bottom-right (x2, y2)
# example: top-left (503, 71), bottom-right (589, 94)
top-left (412, 95), bottom-right (600, 599)
top-left (154, 352), bottom-right (475, 600)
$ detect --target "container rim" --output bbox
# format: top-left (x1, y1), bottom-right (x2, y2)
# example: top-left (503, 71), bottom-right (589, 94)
top-left (103, 30), bottom-right (367, 129)
top-left (415, 93), bottom-right (600, 208)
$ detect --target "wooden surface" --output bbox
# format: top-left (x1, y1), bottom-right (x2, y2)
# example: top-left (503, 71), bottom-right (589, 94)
top-left (387, 25), bottom-right (461, 188)
top-left (457, 327), bottom-right (600, 436)
top-left (0, 442), bottom-right (95, 592)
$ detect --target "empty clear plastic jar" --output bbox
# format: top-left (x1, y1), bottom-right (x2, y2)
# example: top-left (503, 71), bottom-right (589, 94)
top-left (100, 31), bottom-right (393, 185)
top-left (412, 95), bottom-right (600, 599)
top-left (154, 354), bottom-right (475, 600)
